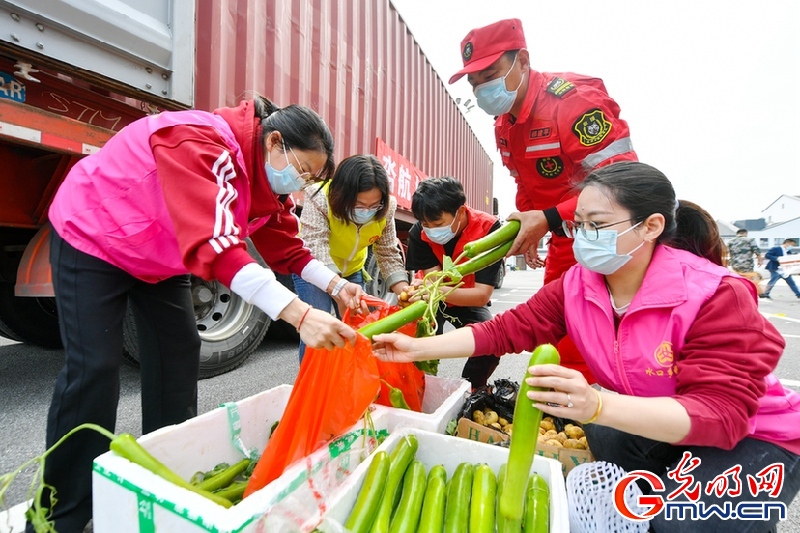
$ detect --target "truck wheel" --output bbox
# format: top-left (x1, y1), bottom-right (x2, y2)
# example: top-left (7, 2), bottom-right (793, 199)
top-left (0, 283), bottom-right (63, 348)
top-left (364, 249), bottom-right (387, 299)
top-left (123, 276), bottom-right (271, 378)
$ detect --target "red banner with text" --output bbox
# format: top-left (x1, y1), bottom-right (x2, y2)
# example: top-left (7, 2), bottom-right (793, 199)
top-left (375, 138), bottom-right (427, 210)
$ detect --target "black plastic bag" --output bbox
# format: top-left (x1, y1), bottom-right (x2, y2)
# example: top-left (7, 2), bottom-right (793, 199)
top-left (457, 379), bottom-right (519, 423)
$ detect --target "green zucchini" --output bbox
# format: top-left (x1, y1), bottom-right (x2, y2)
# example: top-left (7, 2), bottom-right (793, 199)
top-left (345, 451), bottom-right (390, 533)
top-left (462, 220), bottom-right (521, 258)
top-left (443, 462), bottom-right (474, 533)
top-left (523, 473), bottom-right (550, 533)
top-left (389, 460), bottom-right (427, 533)
top-left (469, 463), bottom-right (497, 533)
top-left (498, 344), bottom-right (560, 532)
top-left (370, 435), bottom-right (419, 533)
top-left (417, 465), bottom-right (447, 533)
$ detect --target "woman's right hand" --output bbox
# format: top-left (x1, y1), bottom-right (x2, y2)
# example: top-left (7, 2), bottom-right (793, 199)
top-left (372, 333), bottom-right (418, 362)
top-left (297, 308), bottom-right (356, 350)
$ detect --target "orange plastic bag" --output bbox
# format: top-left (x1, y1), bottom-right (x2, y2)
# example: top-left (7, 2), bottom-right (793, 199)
top-left (345, 295), bottom-right (426, 412)
top-left (243, 333), bottom-right (380, 497)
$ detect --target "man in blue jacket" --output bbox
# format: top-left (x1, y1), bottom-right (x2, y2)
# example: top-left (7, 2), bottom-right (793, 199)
top-left (761, 238), bottom-right (800, 299)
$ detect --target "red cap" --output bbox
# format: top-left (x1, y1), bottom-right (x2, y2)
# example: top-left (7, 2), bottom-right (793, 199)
top-left (449, 18), bottom-right (527, 84)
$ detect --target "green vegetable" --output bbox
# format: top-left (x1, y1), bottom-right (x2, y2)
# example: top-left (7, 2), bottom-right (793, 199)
top-left (358, 300), bottom-right (428, 340)
top-left (498, 344), bottom-right (561, 532)
top-left (381, 379), bottom-right (411, 410)
top-left (213, 480), bottom-right (248, 503)
top-left (523, 473), bottom-right (550, 533)
top-left (196, 458), bottom-right (250, 492)
top-left (389, 460), bottom-right (427, 533)
top-left (462, 220), bottom-right (521, 258)
top-left (345, 451), bottom-right (390, 533)
top-left (417, 465), bottom-right (447, 533)
top-left (370, 435), bottom-right (419, 533)
top-left (496, 464), bottom-right (508, 532)
top-left (469, 463), bottom-right (497, 533)
top-left (414, 359), bottom-right (440, 375)
top-left (109, 433), bottom-right (233, 508)
top-left (443, 462), bottom-right (473, 533)
top-left (455, 240), bottom-right (514, 277)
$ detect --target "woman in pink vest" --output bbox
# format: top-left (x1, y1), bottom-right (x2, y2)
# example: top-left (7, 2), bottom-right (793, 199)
top-left (38, 96), bottom-right (364, 532)
top-left (375, 162), bottom-right (800, 531)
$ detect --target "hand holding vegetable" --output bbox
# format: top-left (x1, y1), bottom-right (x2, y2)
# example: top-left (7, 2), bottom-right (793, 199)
top-left (525, 363), bottom-right (600, 423)
top-left (333, 281), bottom-right (369, 313)
top-left (372, 332), bottom-right (418, 363)
top-left (505, 211), bottom-right (548, 258)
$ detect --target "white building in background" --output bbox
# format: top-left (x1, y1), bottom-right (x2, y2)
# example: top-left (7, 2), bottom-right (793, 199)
top-left (719, 195), bottom-right (800, 252)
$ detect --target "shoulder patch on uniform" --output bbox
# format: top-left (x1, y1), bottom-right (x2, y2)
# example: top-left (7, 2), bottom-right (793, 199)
top-left (536, 157), bottom-right (564, 179)
top-left (572, 108), bottom-right (612, 146)
top-left (546, 77), bottom-right (576, 98)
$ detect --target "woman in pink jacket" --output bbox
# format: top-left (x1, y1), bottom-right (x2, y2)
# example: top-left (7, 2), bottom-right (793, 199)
top-left (375, 162), bottom-right (800, 532)
top-left (38, 96), bottom-right (364, 533)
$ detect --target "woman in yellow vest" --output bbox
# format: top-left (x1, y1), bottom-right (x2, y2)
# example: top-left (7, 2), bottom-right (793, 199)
top-left (294, 154), bottom-right (411, 361)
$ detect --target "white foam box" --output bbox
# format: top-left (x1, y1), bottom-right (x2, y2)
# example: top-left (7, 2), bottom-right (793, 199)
top-left (312, 427), bottom-right (569, 533)
top-left (383, 374), bottom-right (470, 433)
top-left (92, 385), bottom-right (389, 533)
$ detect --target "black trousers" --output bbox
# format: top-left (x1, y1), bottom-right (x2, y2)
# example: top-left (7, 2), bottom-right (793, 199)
top-left (32, 231), bottom-right (201, 533)
top-left (435, 304), bottom-right (499, 388)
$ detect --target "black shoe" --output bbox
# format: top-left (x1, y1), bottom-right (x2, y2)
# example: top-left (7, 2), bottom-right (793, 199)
top-left (759, 294), bottom-right (772, 299)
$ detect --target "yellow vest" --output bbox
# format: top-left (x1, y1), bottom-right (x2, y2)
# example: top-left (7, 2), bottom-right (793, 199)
top-left (323, 182), bottom-right (386, 277)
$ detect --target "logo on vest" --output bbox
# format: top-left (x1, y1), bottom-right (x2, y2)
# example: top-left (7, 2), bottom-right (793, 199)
top-left (572, 108), bottom-right (612, 146)
top-left (369, 235), bottom-right (381, 244)
top-left (654, 341), bottom-right (674, 367)
top-left (536, 157), bottom-right (564, 178)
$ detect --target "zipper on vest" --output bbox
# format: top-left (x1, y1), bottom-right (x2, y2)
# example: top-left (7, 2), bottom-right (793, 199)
top-left (341, 225), bottom-right (362, 275)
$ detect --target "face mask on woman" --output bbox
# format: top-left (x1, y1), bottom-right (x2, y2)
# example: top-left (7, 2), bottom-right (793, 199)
top-left (573, 222), bottom-right (645, 275)
top-left (474, 52), bottom-right (525, 116)
top-left (423, 212), bottom-right (462, 245)
top-left (265, 142), bottom-right (305, 195)
top-left (352, 207), bottom-right (379, 225)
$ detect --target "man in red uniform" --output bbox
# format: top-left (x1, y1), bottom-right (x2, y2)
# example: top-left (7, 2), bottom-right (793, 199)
top-left (450, 18), bottom-right (638, 380)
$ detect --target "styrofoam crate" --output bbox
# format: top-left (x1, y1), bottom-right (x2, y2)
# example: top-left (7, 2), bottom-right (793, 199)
top-left (383, 374), bottom-right (470, 433)
top-left (92, 385), bottom-right (389, 533)
top-left (312, 427), bottom-right (569, 533)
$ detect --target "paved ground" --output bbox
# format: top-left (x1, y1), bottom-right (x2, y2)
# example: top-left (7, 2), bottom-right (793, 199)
top-left (1, 268), bottom-right (799, 531)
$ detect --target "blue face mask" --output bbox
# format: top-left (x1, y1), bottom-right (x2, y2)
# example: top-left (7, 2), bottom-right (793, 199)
top-left (474, 52), bottom-right (525, 116)
top-left (423, 213), bottom-right (462, 245)
top-left (573, 222), bottom-right (644, 275)
top-left (265, 142), bottom-right (305, 195)
top-left (352, 208), bottom-right (379, 225)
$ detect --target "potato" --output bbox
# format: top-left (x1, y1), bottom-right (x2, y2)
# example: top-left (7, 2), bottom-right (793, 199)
top-left (504, 423), bottom-right (513, 435)
top-left (539, 419), bottom-right (555, 432)
top-left (553, 432), bottom-right (568, 444)
top-left (483, 410), bottom-right (499, 426)
top-left (498, 417), bottom-right (509, 427)
top-left (544, 429), bottom-right (557, 437)
top-left (566, 426), bottom-right (585, 439)
top-left (537, 434), bottom-right (548, 443)
top-left (472, 410), bottom-right (486, 425)
top-left (490, 422), bottom-right (502, 431)
top-left (538, 427), bottom-right (546, 435)
top-left (544, 439), bottom-right (563, 448)
top-left (564, 439), bottom-right (586, 450)
top-left (579, 436), bottom-right (588, 447)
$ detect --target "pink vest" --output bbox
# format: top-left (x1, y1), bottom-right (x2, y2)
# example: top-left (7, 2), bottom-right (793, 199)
top-left (562, 245), bottom-right (800, 445)
top-left (49, 110), bottom-right (255, 282)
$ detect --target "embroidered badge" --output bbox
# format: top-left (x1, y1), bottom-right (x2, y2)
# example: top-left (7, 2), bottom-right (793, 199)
top-left (529, 127), bottom-right (552, 139)
top-left (654, 341), bottom-right (674, 368)
top-left (463, 42), bottom-right (473, 61)
top-left (536, 157), bottom-right (563, 178)
top-left (369, 235), bottom-right (381, 244)
top-left (572, 108), bottom-right (612, 146)
top-left (546, 77), bottom-right (576, 98)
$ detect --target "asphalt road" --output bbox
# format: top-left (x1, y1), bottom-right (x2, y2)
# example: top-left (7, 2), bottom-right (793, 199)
top-left (1, 269), bottom-right (799, 531)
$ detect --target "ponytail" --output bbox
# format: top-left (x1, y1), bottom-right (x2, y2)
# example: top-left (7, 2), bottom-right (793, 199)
top-left (668, 200), bottom-right (726, 266)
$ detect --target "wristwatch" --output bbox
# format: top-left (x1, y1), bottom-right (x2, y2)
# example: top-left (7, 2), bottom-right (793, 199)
top-left (330, 278), bottom-right (349, 297)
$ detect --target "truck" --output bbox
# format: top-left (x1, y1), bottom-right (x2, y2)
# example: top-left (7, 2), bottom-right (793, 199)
top-left (0, 0), bottom-right (494, 377)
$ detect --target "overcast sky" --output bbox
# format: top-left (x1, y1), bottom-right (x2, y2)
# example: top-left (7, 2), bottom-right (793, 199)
top-left (390, 0), bottom-right (798, 223)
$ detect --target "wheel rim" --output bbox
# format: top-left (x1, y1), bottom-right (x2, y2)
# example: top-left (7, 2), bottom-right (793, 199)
top-left (191, 278), bottom-right (253, 342)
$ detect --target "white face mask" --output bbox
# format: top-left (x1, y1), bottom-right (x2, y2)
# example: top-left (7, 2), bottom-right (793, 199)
top-left (573, 222), bottom-right (645, 275)
top-left (265, 142), bottom-right (305, 195)
top-left (474, 52), bottom-right (525, 116)
top-left (423, 212), bottom-right (462, 245)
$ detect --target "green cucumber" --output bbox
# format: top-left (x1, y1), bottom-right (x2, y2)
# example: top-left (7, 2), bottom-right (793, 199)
top-left (345, 451), bottom-right (390, 533)
top-left (389, 460), bottom-right (427, 533)
top-left (443, 462), bottom-right (474, 533)
top-left (462, 220), bottom-right (521, 258)
top-left (469, 463), bottom-right (497, 533)
top-left (523, 473), bottom-right (550, 533)
top-left (417, 465), bottom-right (447, 533)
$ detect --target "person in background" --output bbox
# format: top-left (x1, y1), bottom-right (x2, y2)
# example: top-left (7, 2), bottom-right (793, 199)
top-left (728, 228), bottom-right (761, 274)
top-left (294, 154), bottom-right (411, 362)
top-left (405, 176), bottom-right (502, 389)
top-left (761, 238), bottom-right (800, 300)
top-left (35, 96), bottom-right (363, 533)
top-left (374, 162), bottom-right (800, 532)
top-left (448, 18), bottom-right (639, 383)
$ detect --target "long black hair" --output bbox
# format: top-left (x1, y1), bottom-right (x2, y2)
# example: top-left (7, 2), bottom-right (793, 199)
top-left (581, 162), bottom-right (726, 266)
top-left (328, 155), bottom-right (390, 224)
top-left (254, 95), bottom-right (335, 180)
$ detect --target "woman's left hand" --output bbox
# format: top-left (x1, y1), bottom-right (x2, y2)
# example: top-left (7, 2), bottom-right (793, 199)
top-left (335, 282), bottom-right (368, 313)
top-left (524, 364), bottom-right (598, 423)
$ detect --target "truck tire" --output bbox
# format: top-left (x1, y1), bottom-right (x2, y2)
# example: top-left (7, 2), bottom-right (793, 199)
top-left (0, 283), bottom-right (63, 348)
top-left (364, 249), bottom-right (387, 299)
top-left (122, 242), bottom-right (271, 378)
